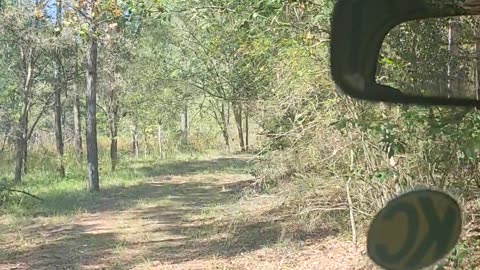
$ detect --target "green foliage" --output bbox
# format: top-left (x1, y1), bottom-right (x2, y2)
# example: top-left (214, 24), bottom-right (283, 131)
top-left (2, 0), bottom-right (480, 267)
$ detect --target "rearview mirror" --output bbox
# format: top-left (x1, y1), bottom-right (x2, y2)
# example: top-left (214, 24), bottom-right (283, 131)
top-left (330, 0), bottom-right (480, 107)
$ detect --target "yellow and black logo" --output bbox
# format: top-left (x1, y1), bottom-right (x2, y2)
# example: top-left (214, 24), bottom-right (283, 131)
top-left (367, 189), bottom-right (462, 270)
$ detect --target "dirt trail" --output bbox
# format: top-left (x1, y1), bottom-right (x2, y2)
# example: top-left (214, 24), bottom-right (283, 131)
top-left (0, 156), bottom-right (373, 270)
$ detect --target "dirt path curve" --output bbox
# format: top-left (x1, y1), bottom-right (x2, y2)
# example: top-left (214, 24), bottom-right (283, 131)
top-left (0, 156), bottom-right (373, 270)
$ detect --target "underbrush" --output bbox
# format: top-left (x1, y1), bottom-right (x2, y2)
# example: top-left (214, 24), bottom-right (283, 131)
top-left (253, 96), bottom-right (480, 268)
top-left (252, 158), bottom-right (480, 267)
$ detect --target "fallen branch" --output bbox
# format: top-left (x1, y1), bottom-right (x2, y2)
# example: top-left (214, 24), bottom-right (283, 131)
top-left (0, 185), bottom-right (43, 201)
top-left (297, 205), bottom-right (373, 218)
top-left (298, 205), bottom-right (348, 215)
top-left (352, 207), bottom-right (374, 217)
top-left (346, 178), bottom-right (357, 250)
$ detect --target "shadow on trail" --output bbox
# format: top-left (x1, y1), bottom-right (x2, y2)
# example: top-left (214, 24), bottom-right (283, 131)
top-left (26, 225), bottom-right (118, 270)
top-left (136, 156), bottom-right (251, 178)
top-left (140, 217), bottom-right (338, 266)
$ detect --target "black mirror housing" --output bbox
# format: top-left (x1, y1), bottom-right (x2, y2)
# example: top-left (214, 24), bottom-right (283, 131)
top-left (330, 0), bottom-right (480, 107)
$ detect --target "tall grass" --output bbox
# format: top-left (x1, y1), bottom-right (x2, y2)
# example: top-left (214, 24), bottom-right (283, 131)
top-left (0, 145), bottom-right (208, 216)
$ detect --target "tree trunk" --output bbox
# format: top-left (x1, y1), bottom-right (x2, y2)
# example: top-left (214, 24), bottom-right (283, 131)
top-left (476, 29), bottom-right (480, 100)
top-left (54, 81), bottom-right (65, 177)
top-left (132, 123), bottom-right (139, 159)
top-left (1, 122), bottom-right (12, 153)
top-left (14, 51), bottom-right (34, 183)
top-left (233, 103), bottom-right (245, 152)
top-left (220, 102), bottom-right (230, 151)
top-left (23, 141), bottom-right (28, 175)
top-left (180, 105), bottom-right (188, 145)
top-left (226, 102), bottom-right (230, 125)
top-left (448, 19), bottom-right (460, 97)
top-left (245, 108), bottom-right (249, 151)
top-left (109, 105), bottom-right (119, 171)
top-left (221, 128), bottom-right (230, 151)
top-left (110, 133), bottom-right (118, 170)
top-left (143, 130), bottom-right (148, 158)
top-left (157, 124), bottom-right (164, 159)
top-left (53, 0), bottom-right (65, 177)
top-left (85, 19), bottom-right (100, 192)
top-left (73, 45), bottom-right (83, 158)
top-left (107, 81), bottom-right (119, 170)
top-left (14, 115), bottom-right (27, 183)
top-left (210, 100), bottom-right (230, 151)
top-left (53, 61), bottom-right (65, 177)
top-left (0, 134), bottom-right (7, 153)
top-left (73, 86), bottom-right (83, 156)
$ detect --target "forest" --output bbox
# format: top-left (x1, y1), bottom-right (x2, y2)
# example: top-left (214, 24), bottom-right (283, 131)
top-left (1, 0), bottom-right (480, 269)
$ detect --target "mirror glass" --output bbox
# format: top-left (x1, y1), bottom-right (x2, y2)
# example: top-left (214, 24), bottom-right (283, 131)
top-left (378, 16), bottom-right (480, 100)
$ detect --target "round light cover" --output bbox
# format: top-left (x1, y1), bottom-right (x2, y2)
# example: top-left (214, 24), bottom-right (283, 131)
top-left (367, 189), bottom-right (462, 270)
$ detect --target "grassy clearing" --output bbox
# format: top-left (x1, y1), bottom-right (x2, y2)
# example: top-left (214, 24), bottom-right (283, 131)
top-left (0, 150), bottom-right (246, 217)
